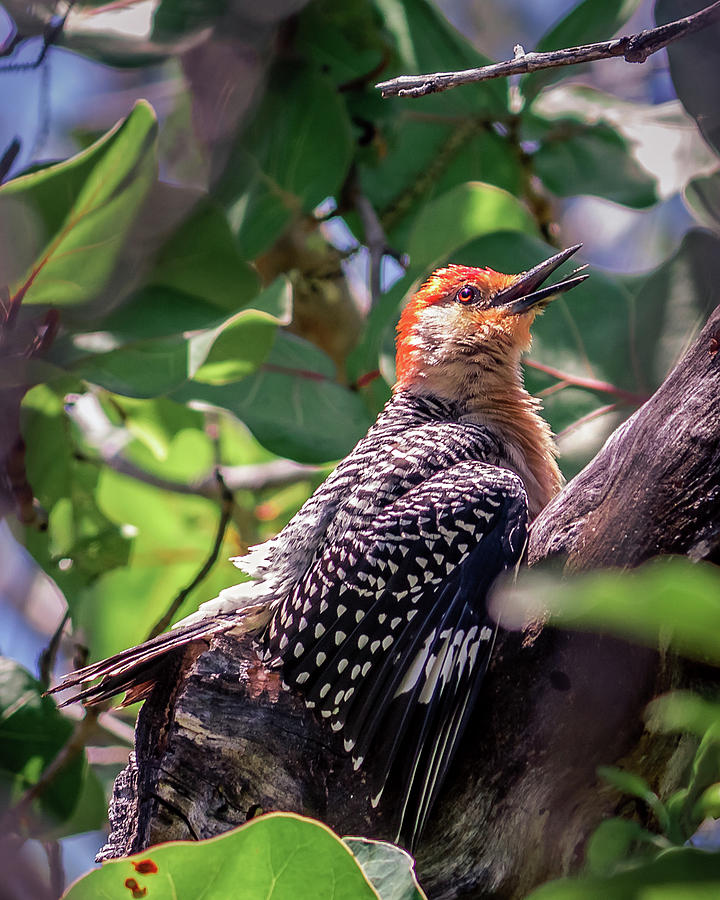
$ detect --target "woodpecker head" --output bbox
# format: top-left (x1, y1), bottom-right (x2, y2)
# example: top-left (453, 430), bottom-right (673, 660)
top-left (395, 245), bottom-right (587, 395)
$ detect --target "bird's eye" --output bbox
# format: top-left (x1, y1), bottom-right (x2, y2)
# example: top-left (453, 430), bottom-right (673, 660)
top-left (456, 285), bottom-right (478, 304)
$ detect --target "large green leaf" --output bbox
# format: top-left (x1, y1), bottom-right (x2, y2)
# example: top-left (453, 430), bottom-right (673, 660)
top-left (63, 813), bottom-right (380, 899)
top-left (220, 63), bottom-right (354, 259)
top-left (0, 658), bottom-right (85, 829)
top-left (113, 198), bottom-right (261, 326)
top-left (530, 118), bottom-right (657, 208)
top-left (657, 0), bottom-right (720, 156)
top-left (405, 182), bottom-right (536, 274)
top-left (174, 332), bottom-right (374, 464)
top-left (508, 558), bottom-right (720, 665)
top-left (627, 229), bottom-right (720, 390)
top-left (62, 277), bottom-right (292, 397)
top-left (685, 172), bottom-right (720, 232)
top-left (0, 101), bottom-right (157, 307)
top-left (522, 0), bottom-right (644, 102)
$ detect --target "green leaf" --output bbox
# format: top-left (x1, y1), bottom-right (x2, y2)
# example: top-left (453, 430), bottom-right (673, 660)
top-left (21, 383), bottom-right (132, 601)
top-left (586, 819), bottom-right (663, 877)
top-left (685, 172), bottom-right (720, 232)
top-left (359, 120), bottom-right (523, 250)
top-left (657, 0), bottom-right (720, 155)
top-left (152, 0), bottom-right (229, 41)
top-left (64, 278), bottom-right (292, 397)
top-left (693, 783), bottom-right (720, 820)
top-left (0, 101), bottom-right (157, 307)
top-left (527, 847), bottom-right (720, 899)
top-left (63, 813), bottom-right (380, 899)
top-left (531, 119), bottom-right (657, 208)
top-left (192, 277), bottom-right (293, 385)
top-left (344, 838), bottom-right (427, 900)
top-left (174, 332), bottom-right (374, 464)
top-left (0, 658), bottom-right (84, 829)
top-left (628, 230), bottom-right (720, 390)
top-left (405, 182), bottom-right (537, 274)
top-left (598, 767), bottom-right (670, 834)
top-left (220, 63), bottom-right (354, 259)
top-left (522, 0), bottom-right (643, 101)
top-left (508, 558), bottom-right (720, 665)
top-left (101, 198), bottom-right (261, 343)
top-left (646, 692), bottom-right (720, 740)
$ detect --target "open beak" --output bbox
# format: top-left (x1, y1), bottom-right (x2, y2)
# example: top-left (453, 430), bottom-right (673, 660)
top-left (491, 244), bottom-right (588, 315)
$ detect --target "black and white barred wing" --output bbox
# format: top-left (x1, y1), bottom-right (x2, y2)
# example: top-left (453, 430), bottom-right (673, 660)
top-left (262, 461), bottom-right (528, 848)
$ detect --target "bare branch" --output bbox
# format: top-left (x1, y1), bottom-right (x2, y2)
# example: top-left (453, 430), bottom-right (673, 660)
top-left (377, 1), bottom-right (720, 99)
top-left (525, 359), bottom-right (649, 406)
top-left (78, 451), bottom-right (319, 498)
top-left (146, 471), bottom-right (235, 640)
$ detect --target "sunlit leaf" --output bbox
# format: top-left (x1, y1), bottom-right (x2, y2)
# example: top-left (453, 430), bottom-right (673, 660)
top-left (175, 333), bottom-right (374, 464)
top-left (586, 819), bottom-right (664, 877)
top-left (63, 813), bottom-right (379, 899)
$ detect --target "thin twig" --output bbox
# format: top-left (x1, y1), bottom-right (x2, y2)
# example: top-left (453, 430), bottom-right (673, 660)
top-left (0, 708), bottom-right (99, 835)
top-left (38, 609), bottom-right (70, 691)
top-left (377, 1), bottom-right (720, 98)
top-left (525, 359), bottom-right (649, 406)
top-left (146, 470), bottom-right (235, 640)
top-left (349, 170), bottom-right (400, 308)
top-left (556, 403), bottom-right (618, 440)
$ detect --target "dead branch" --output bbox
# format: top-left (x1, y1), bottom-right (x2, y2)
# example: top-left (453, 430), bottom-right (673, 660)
top-left (377, 2), bottom-right (720, 99)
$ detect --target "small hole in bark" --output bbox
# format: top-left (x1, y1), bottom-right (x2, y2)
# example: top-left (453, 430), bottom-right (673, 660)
top-left (549, 670), bottom-right (571, 691)
top-left (246, 803), bottom-right (264, 821)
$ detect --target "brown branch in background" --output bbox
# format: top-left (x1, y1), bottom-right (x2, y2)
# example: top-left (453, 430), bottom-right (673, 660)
top-left (43, 840), bottom-right (64, 900)
top-left (377, 1), bottom-right (720, 98)
top-left (78, 452), bottom-right (319, 499)
top-left (348, 170), bottom-right (401, 308)
top-left (146, 471), bottom-right (235, 640)
top-left (556, 403), bottom-right (618, 441)
top-left (525, 359), bottom-right (649, 406)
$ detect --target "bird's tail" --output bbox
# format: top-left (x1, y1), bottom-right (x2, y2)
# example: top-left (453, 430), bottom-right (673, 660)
top-left (46, 581), bottom-right (272, 708)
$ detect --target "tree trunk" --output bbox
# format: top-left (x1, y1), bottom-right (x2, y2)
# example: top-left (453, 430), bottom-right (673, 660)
top-left (99, 303), bottom-right (720, 899)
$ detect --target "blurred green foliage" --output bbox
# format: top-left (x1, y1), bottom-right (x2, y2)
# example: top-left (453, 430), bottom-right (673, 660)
top-left (1, 0), bottom-right (719, 895)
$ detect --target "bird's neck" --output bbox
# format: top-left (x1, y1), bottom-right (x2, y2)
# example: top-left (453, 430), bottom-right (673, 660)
top-left (398, 363), bottom-right (563, 518)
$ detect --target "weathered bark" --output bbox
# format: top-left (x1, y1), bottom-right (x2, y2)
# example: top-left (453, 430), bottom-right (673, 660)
top-left (100, 304), bottom-right (720, 899)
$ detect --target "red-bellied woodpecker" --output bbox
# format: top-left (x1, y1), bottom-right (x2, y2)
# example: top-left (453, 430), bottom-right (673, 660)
top-left (51, 245), bottom-right (588, 847)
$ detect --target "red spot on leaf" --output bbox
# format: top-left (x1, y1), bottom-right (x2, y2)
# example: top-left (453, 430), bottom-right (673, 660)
top-left (132, 859), bottom-right (158, 875)
top-left (124, 878), bottom-right (148, 898)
